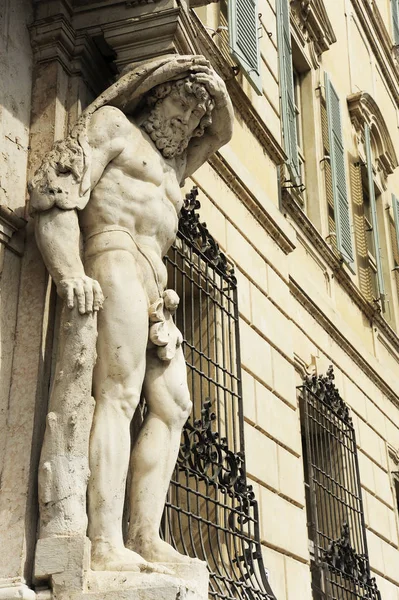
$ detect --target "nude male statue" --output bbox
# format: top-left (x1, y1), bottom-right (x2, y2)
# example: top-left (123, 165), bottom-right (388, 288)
top-left (30, 55), bottom-right (234, 572)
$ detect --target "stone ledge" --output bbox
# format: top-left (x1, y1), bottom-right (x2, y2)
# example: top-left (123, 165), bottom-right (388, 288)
top-left (0, 581), bottom-right (36, 600)
top-left (0, 205), bottom-right (26, 256)
top-left (35, 537), bottom-right (208, 600)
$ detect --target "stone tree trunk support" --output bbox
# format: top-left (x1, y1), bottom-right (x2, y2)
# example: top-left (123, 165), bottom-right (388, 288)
top-left (35, 305), bottom-right (97, 587)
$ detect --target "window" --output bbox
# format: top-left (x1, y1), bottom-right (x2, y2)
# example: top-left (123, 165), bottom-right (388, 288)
top-left (298, 367), bottom-right (380, 600)
top-left (324, 73), bottom-right (355, 267)
top-left (391, 0), bottom-right (399, 44)
top-left (227, 0), bottom-right (262, 94)
top-left (361, 169), bottom-right (380, 301)
top-left (293, 68), bottom-right (306, 190)
top-left (276, 0), bottom-right (302, 190)
top-left (363, 124), bottom-right (385, 305)
top-left (162, 188), bottom-right (276, 600)
top-left (351, 125), bottom-right (387, 309)
top-left (391, 194), bottom-right (399, 298)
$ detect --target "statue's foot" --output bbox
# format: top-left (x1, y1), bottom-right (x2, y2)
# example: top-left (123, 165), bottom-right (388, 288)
top-left (91, 542), bottom-right (172, 574)
top-left (128, 537), bottom-right (202, 565)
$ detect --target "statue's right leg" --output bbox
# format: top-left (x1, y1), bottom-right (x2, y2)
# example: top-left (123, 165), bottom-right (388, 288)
top-left (85, 249), bottom-right (150, 571)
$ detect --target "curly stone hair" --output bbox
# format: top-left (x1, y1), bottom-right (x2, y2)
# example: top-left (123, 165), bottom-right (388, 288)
top-left (146, 77), bottom-right (215, 138)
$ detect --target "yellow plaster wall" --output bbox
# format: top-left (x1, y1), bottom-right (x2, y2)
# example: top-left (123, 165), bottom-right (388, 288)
top-left (193, 1), bottom-right (399, 598)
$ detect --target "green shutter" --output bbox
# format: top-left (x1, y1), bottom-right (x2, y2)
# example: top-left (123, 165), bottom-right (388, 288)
top-left (228, 0), bottom-right (262, 95)
top-left (364, 124), bottom-right (385, 300)
top-left (276, 0), bottom-right (301, 186)
top-left (325, 73), bottom-right (354, 265)
top-left (392, 0), bottom-right (399, 44)
top-left (392, 193), bottom-right (399, 252)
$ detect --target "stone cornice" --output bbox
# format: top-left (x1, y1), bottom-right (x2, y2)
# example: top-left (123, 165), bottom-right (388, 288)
top-left (209, 153), bottom-right (296, 256)
top-left (0, 206), bottom-right (26, 256)
top-left (29, 14), bottom-right (115, 95)
top-left (290, 0), bottom-right (336, 57)
top-left (189, 10), bottom-right (287, 167)
top-left (351, 0), bottom-right (399, 108)
top-left (283, 191), bottom-right (376, 318)
top-left (347, 91), bottom-right (398, 176)
top-left (289, 277), bottom-right (399, 411)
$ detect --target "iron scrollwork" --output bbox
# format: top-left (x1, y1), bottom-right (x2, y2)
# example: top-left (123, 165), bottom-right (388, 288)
top-left (164, 187), bottom-right (276, 600)
top-left (178, 400), bottom-right (275, 597)
top-left (179, 187), bottom-right (237, 284)
top-left (179, 400), bottom-right (250, 498)
top-left (304, 365), bottom-right (352, 425)
top-left (323, 523), bottom-right (381, 598)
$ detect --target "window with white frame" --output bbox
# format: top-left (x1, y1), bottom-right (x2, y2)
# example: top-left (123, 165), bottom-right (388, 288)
top-left (276, 0), bottom-right (302, 191)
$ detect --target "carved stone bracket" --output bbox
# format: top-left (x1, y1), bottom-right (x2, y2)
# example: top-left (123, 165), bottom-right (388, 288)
top-left (290, 0), bottom-right (336, 60)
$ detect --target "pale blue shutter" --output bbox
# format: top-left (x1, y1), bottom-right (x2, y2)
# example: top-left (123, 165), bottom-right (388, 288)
top-left (276, 0), bottom-right (301, 186)
top-left (392, 193), bottom-right (399, 252)
top-left (325, 73), bottom-right (354, 265)
top-left (228, 0), bottom-right (262, 94)
top-left (392, 0), bottom-right (399, 44)
top-left (364, 124), bottom-right (385, 299)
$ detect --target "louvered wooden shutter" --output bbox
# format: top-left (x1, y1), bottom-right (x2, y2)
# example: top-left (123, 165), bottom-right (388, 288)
top-left (392, 0), bottom-right (399, 44)
top-left (350, 162), bottom-right (373, 299)
top-left (325, 73), bottom-right (354, 265)
top-left (228, 0), bottom-right (262, 94)
top-left (276, 0), bottom-right (301, 186)
top-left (364, 124), bottom-right (385, 299)
top-left (392, 193), bottom-right (399, 252)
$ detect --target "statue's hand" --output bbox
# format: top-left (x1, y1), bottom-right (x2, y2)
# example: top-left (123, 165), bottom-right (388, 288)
top-left (189, 65), bottom-right (229, 108)
top-left (57, 276), bottom-right (104, 314)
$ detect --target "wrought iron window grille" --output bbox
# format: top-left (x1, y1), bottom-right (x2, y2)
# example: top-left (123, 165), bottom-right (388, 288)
top-left (161, 187), bottom-right (276, 600)
top-left (298, 367), bottom-right (381, 600)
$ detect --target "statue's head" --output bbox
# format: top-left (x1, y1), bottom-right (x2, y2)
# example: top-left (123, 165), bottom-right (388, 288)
top-left (141, 77), bottom-right (215, 159)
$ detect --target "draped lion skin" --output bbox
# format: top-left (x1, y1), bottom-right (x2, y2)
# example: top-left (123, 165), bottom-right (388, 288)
top-left (29, 55), bottom-right (234, 572)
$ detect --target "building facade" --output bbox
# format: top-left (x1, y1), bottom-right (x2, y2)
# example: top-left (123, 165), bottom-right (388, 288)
top-left (1, 0), bottom-right (399, 599)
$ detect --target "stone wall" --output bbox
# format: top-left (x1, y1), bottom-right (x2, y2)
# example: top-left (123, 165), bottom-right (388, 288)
top-left (1, 0), bottom-right (399, 599)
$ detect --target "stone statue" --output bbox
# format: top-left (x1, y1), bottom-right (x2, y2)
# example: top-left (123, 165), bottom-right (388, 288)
top-left (29, 55), bottom-right (234, 574)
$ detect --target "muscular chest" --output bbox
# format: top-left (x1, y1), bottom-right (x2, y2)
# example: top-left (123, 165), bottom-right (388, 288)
top-left (116, 129), bottom-right (183, 212)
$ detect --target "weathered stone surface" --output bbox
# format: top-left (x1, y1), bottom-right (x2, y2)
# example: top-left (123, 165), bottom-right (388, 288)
top-left (30, 53), bottom-right (233, 590)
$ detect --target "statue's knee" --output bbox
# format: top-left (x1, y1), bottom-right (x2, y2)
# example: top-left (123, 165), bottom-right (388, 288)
top-left (118, 387), bottom-right (141, 419)
top-left (98, 385), bottom-right (140, 420)
top-left (171, 392), bottom-right (192, 428)
top-left (181, 397), bottom-right (193, 421)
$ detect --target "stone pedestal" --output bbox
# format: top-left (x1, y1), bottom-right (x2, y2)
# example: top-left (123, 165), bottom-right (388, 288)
top-left (35, 537), bottom-right (209, 600)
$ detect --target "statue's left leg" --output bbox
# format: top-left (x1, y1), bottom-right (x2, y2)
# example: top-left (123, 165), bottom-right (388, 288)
top-left (126, 345), bottom-right (198, 564)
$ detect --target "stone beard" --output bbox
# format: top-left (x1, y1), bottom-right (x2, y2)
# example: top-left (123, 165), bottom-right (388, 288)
top-left (141, 77), bottom-right (215, 158)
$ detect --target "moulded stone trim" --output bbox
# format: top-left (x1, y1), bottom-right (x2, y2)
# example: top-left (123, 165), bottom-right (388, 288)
top-left (351, 0), bottom-right (399, 108)
top-left (347, 91), bottom-right (399, 176)
top-left (29, 15), bottom-right (115, 96)
top-left (0, 205), bottom-right (26, 255)
top-left (189, 10), bottom-right (288, 167)
top-left (289, 277), bottom-right (399, 413)
top-left (281, 189), bottom-right (399, 358)
top-left (208, 152), bottom-right (296, 256)
top-left (290, 0), bottom-right (337, 57)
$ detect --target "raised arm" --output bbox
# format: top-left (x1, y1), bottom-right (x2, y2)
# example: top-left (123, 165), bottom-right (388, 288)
top-left (34, 106), bottom-right (131, 313)
top-left (183, 65), bottom-right (234, 180)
